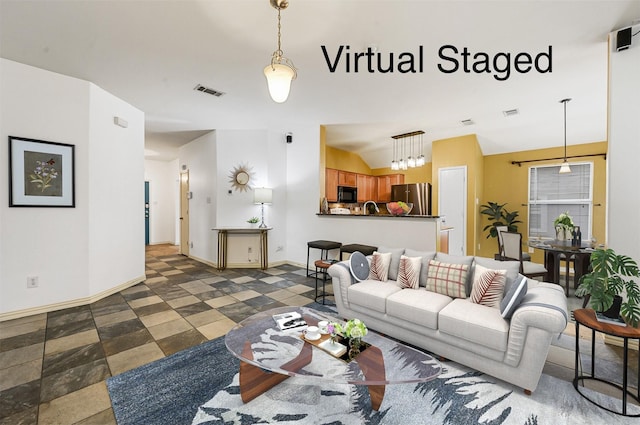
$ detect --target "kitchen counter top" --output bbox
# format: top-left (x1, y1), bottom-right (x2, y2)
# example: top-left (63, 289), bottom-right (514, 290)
top-left (317, 213), bottom-right (441, 219)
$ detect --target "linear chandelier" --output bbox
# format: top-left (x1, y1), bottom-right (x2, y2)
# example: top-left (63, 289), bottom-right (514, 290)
top-left (264, 0), bottom-right (296, 103)
top-left (391, 131), bottom-right (425, 171)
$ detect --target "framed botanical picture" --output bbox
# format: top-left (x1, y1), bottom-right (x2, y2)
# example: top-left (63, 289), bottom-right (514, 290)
top-left (9, 136), bottom-right (76, 207)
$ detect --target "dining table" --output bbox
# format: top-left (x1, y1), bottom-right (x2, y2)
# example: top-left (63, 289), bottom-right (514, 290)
top-left (527, 239), bottom-right (595, 297)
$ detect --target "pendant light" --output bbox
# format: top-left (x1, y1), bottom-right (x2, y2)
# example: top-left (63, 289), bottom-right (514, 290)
top-left (390, 138), bottom-right (399, 170)
top-left (416, 132), bottom-right (426, 166)
top-left (559, 98), bottom-right (571, 174)
top-left (264, 0), bottom-right (296, 103)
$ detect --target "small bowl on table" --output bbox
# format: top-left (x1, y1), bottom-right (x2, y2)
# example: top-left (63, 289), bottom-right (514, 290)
top-left (386, 202), bottom-right (413, 216)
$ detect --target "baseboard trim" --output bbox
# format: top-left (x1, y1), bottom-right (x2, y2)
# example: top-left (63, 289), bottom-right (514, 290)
top-left (0, 275), bottom-right (146, 322)
top-left (604, 334), bottom-right (639, 351)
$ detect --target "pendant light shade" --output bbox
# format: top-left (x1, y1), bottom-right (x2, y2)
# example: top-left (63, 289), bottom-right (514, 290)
top-left (559, 98), bottom-right (571, 174)
top-left (264, 63), bottom-right (295, 103)
top-left (264, 0), bottom-right (296, 103)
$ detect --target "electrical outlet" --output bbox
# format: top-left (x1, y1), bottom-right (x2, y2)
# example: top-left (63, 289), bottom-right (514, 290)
top-left (528, 246), bottom-right (534, 254)
top-left (27, 276), bottom-right (38, 288)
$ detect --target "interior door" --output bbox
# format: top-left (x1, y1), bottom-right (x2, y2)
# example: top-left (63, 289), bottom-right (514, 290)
top-left (179, 171), bottom-right (189, 256)
top-left (145, 181), bottom-right (150, 245)
top-left (438, 166), bottom-right (467, 255)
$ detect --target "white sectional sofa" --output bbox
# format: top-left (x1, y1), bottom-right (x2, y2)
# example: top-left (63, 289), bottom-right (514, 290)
top-left (327, 248), bottom-right (569, 393)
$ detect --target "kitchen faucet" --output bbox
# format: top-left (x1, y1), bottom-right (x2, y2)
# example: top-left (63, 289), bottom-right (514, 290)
top-left (363, 201), bottom-right (379, 215)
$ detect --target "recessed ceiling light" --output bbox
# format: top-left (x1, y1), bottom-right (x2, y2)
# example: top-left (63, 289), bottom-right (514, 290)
top-left (503, 108), bottom-right (519, 117)
top-left (194, 84), bottom-right (225, 97)
top-left (461, 119), bottom-right (475, 126)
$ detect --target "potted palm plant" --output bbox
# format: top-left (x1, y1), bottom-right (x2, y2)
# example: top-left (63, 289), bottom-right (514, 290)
top-left (575, 248), bottom-right (640, 327)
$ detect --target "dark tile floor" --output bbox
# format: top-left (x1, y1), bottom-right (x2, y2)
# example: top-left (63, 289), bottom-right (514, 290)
top-left (0, 245), bottom-right (637, 424)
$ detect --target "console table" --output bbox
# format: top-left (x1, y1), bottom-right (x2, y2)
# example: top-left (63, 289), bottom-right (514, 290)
top-left (573, 308), bottom-right (640, 416)
top-left (214, 227), bottom-right (272, 271)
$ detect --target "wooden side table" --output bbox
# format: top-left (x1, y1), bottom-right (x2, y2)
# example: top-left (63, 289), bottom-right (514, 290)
top-left (214, 227), bottom-right (272, 271)
top-left (573, 308), bottom-right (640, 416)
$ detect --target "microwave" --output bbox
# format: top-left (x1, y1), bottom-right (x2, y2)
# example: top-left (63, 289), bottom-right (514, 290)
top-left (337, 186), bottom-right (357, 203)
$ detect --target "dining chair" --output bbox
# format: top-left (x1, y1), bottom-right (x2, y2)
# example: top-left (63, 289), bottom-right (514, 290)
top-left (501, 231), bottom-right (547, 281)
top-left (496, 226), bottom-right (531, 261)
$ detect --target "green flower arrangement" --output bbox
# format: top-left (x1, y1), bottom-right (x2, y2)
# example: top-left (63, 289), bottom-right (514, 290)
top-left (332, 318), bottom-right (368, 340)
top-left (247, 217), bottom-right (260, 224)
top-left (554, 211), bottom-right (574, 230)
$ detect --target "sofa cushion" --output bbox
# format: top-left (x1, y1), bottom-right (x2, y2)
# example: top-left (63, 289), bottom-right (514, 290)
top-left (347, 280), bottom-right (401, 313)
top-left (470, 264), bottom-right (506, 308)
top-left (368, 251), bottom-right (392, 281)
top-left (386, 289), bottom-right (452, 330)
top-left (439, 299), bottom-right (509, 352)
top-left (377, 247), bottom-right (405, 281)
top-left (473, 257), bottom-right (520, 293)
top-left (397, 255), bottom-right (422, 289)
top-left (426, 260), bottom-right (469, 298)
top-left (404, 249), bottom-right (436, 287)
top-left (434, 253), bottom-right (475, 295)
top-left (500, 275), bottom-right (528, 319)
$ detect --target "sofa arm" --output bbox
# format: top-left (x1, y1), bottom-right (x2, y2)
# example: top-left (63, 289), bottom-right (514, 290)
top-left (328, 261), bottom-right (354, 309)
top-left (504, 282), bottom-right (569, 367)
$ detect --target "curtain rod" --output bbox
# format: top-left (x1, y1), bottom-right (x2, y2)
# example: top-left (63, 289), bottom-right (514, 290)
top-left (511, 153), bottom-right (606, 167)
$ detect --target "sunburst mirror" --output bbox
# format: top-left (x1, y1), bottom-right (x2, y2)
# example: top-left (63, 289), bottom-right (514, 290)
top-left (229, 163), bottom-right (255, 192)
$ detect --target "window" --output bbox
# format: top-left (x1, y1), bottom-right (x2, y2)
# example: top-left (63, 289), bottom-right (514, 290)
top-left (528, 163), bottom-right (593, 240)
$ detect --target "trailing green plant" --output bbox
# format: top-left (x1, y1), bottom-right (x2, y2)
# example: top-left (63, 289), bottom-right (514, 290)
top-left (576, 248), bottom-right (640, 327)
top-left (479, 201), bottom-right (522, 239)
top-left (247, 217), bottom-right (260, 224)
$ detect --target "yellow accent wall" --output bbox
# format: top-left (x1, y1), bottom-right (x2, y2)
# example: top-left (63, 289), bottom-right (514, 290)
top-left (480, 141), bottom-right (607, 262)
top-left (431, 134), bottom-right (484, 255)
top-left (325, 146), bottom-right (372, 175)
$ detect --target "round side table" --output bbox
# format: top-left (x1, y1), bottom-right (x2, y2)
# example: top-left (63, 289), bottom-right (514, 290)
top-left (573, 308), bottom-right (640, 417)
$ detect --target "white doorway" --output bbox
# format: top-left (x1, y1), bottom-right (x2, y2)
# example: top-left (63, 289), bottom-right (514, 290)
top-left (438, 166), bottom-right (467, 256)
top-left (179, 171), bottom-right (190, 256)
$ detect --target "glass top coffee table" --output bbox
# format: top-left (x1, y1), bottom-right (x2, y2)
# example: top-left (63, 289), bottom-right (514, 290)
top-left (225, 306), bottom-right (441, 411)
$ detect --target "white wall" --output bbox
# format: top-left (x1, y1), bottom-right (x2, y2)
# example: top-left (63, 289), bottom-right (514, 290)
top-left (179, 131), bottom-right (217, 262)
top-left (607, 26), bottom-right (640, 261)
top-left (88, 84), bottom-right (145, 296)
top-left (144, 159), bottom-right (179, 244)
top-left (0, 59), bottom-right (145, 318)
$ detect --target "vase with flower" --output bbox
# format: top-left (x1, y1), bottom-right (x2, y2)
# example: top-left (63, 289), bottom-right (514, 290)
top-left (333, 318), bottom-right (368, 360)
top-left (554, 211), bottom-right (574, 241)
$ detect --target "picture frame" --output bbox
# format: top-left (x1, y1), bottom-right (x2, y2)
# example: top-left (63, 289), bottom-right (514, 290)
top-left (8, 136), bottom-right (76, 207)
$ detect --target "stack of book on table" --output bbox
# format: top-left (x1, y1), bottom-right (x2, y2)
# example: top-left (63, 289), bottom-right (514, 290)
top-left (273, 312), bottom-right (307, 331)
top-left (595, 312), bottom-right (627, 327)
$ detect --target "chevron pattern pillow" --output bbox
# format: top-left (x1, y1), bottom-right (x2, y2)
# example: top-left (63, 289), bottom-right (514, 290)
top-left (367, 251), bottom-right (392, 282)
top-left (397, 255), bottom-right (422, 289)
top-left (470, 264), bottom-right (507, 308)
top-left (426, 260), bottom-right (469, 298)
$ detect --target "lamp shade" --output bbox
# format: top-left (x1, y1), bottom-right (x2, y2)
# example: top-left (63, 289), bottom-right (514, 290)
top-left (559, 161), bottom-right (571, 174)
top-left (254, 188), bottom-right (273, 204)
top-left (264, 63), bottom-right (295, 103)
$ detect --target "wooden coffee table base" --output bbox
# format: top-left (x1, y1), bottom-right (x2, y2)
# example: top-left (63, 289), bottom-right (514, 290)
top-left (239, 340), bottom-right (313, 403)
top-left (238, 340), bottom-right (387, 410)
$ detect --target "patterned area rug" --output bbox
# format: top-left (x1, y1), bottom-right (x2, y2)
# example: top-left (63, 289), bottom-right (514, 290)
top-left (107, 334), bottom-right (639, 425)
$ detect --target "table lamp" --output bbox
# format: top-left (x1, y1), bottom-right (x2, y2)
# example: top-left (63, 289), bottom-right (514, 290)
top-left (254, 188), bottom-right (272, 228)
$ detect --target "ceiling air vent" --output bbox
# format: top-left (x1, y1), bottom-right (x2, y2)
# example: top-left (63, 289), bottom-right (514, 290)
top-left (461, 119), bottom-right (475, 126)
top-left (194, 84), bottom-right (225, 97)
top-left (503, 108), bottom-right (519, 117)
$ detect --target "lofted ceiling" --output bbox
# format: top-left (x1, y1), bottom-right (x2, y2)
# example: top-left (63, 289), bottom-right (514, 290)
top-left (1, 1), bottom-right (638, 167)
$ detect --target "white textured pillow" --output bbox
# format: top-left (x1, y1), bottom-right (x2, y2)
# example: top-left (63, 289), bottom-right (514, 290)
top-left (368, 251), bottom-right (392, 282)
top-left (397, 255), bottom-right (422, 289)
top-left (470, 264), bottom-right (507, 308)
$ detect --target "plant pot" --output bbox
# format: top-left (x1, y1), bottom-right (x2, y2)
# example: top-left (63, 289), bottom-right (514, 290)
top-left (602, 294), bottom-right (623, 319)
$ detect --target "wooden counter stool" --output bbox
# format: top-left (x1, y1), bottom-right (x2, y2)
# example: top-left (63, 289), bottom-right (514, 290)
top-left (340, 244), bottom-right (378, 261)
top-left (306, 240), bottom-right (342, 277)
top-left (314, 259), bottom-right (336, 305)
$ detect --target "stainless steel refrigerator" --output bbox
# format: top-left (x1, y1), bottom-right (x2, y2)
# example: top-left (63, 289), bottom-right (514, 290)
top-left (391, 183), bottom-right (432, 216)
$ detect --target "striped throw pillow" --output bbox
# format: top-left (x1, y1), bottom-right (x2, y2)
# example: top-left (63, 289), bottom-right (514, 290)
top-left (470, 264), bottom-right (507, 308)
top-left (397, 255), bottom-right (422, 289)
top-left (368, 251), bottom-right (392, 282)
top-left (426, 260), bottom-right (469, 298)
